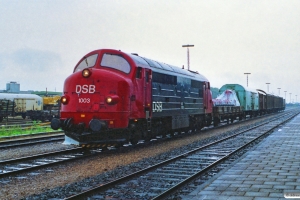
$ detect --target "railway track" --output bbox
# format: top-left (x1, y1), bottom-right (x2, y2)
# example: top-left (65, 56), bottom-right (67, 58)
top-left (0, 147), bottom-right (90, 178)
top-left (0, 121), bottom-right (51, 131)
top-left (63, 109), bottom-right (299, 200)
top-left (0, 117), bottom-right (33, 125)
top-left (0, 132), bottom-right (64, 149)
top-left (0, 111), bottom-right (294, 178)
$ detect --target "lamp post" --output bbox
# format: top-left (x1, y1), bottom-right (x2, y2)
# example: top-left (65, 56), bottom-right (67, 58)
top-left (277, 88), bottom-right (281, 96)
top-left (182, 44), bottom-right (194, 70)
top-left (266, 83), bottom-right (270, 93)
top-left (290, 93), bottom-right (292, 103)
top-left (244, 73), bottom-right (251, 87)
top-left (296, 95), bottom-right (297, 103)
top-left (284, 91), bottom-right (287, 100)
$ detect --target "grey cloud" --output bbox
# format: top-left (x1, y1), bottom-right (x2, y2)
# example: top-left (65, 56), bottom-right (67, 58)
top-left (10, 48), bottom-right (62, 71)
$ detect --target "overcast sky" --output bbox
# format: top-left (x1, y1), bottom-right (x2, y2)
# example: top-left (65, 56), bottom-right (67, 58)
top-left (0, 1), bottom-right (299, 102)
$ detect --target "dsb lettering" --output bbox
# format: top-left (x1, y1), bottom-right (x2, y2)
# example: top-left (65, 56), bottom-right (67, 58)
top-left (76, 85), bottom-right (96, 93)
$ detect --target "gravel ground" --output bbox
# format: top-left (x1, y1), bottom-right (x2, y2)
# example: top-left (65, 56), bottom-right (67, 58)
top-left (0, 116), bottom-right (276, 199)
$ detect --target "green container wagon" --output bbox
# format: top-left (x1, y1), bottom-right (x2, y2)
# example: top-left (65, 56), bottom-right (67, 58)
top-left (219, 84), bottom-right (259, 117)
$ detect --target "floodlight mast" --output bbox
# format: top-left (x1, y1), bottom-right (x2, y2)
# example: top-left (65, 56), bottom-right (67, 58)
top-left (182, 44), bottom-right (194, 70)
top-left (244, 73), bottom-right (251, 87)
top-left (266, 83), bottom-right (270, 93)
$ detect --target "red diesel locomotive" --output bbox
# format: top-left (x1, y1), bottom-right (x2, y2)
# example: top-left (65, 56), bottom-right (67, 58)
top-left (51, 49), bottom-right (213, 147)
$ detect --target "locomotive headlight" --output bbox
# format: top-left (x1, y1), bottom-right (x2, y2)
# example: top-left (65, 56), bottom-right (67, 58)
top-left (106, 97), bottom-right (112, 103)
top-left (61, 96), bottom-right (69, 105)
top-left (106, 95), bottom-right (119, 105)
top-left (82, 68), bottom-right (91, 78)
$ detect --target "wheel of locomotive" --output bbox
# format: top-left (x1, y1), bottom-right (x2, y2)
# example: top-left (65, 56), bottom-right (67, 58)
top-left (136, 123), bottom-right (151, 141)
top-left (188, 117), bottom-right (196, 132)
top-left (130, 134), bottom-right (139, 145)
top-left (153, 120), bottom-right (165, 137)
top-left (127, 128), bottom-right (139, 145)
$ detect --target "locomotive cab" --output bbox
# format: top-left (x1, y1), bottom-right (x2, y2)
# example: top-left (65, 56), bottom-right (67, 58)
top-left (51, 49), bottom-right (153, 147)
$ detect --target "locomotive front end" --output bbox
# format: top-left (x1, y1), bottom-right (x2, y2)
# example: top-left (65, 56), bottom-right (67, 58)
top-left (51, 50), bottom-right (133, 147)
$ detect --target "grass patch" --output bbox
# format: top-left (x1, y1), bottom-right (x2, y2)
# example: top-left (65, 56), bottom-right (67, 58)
top-left (0, 121), bottom-right (55, 137)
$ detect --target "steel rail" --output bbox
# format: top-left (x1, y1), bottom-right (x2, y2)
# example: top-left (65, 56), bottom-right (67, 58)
top-left (0, 147), bottom-right (83, 178)
top-left (0, 132), bottom-right (64, 149)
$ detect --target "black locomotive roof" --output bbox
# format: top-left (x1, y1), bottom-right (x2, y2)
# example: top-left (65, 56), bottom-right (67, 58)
top-left (128, 53), bottom-right (209, 82)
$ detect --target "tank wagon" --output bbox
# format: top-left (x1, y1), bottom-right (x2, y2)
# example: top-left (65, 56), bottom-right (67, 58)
top-left (51, 49), bottom-right (213, 147)
top-left (0, 93), bottom-right (43, 120)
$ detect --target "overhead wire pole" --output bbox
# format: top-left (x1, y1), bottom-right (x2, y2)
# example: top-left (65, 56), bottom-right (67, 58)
top-left (182, 44), bottom-right (194, 70)
top-left (277, 88), bottom-right (281, 96)
top-left (244, 73), bottom-right (251, 87)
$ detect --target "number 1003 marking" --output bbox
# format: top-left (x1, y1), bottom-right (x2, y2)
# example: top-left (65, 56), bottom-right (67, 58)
top-left (79, 98), bottom-right (90, 103)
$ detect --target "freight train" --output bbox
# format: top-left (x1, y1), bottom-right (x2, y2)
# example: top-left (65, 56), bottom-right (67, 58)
top-left (0, 93), bottom-right (60, 122)
top-left (50, 49), bottom-right (285, 147)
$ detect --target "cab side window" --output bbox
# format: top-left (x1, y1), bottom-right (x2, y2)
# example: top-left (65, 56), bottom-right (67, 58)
top-left (136, 67), bottom-right (142, 79)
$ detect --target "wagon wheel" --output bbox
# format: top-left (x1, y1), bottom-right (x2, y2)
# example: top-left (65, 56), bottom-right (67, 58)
top-left (40, 116), bottom-right (46, 122)
top-left (206, 118), bottom-right (212, 127)
top-left (231, 117), bottom-right (234, 123)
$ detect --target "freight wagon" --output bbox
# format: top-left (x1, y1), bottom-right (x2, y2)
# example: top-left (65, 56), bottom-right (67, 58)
top-left (0, 93), bottom-right (43, 120)
top-left (0, 99), bottom-right (14, 122)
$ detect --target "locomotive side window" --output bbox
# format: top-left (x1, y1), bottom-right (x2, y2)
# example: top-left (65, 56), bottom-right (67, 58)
top-left (74, 54), bottom-right (98, 72)
top-left (146, 71), bottom-right (149, 82)
top-left (152, 72), bottom-right (177, 85)
top-left (191, 80), bottom-right (203, 97)
top-left (191, 80), bottom-right (202, 88)
top-left (101, 53), bottom-right (131, 74)
top-left (136, 67), bottom-right (142, 79)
